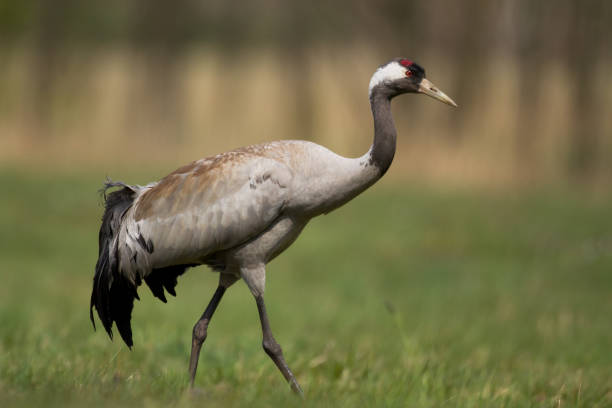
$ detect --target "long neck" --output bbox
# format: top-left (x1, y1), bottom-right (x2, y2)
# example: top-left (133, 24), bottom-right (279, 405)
top-left (368, 92), bottom-right (397, 176)
top-left (300, 89), bottom-right (398, 215)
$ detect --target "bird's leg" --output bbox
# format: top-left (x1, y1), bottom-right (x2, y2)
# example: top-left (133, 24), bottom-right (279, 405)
top-left (188, 286), bottom-right (225, 386)
top-left (188, 275), bottom-right (237, 387)
top-left (255, 294), bottom-right (304, 397)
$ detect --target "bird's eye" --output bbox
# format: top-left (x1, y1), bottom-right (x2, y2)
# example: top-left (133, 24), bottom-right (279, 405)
top-left (405, 71), bottom-right (412, 77)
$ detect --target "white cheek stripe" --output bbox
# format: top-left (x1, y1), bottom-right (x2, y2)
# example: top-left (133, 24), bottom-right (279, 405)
top-left (368, 62), bottom-right (406, 96)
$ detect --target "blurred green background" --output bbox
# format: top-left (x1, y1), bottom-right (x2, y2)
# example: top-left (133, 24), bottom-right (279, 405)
top-left (1, 1), bottom-right (611, 407)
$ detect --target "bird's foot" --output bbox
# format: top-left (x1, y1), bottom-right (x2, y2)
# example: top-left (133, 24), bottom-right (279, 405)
top-left (290, 379), bottom-right (305, 399)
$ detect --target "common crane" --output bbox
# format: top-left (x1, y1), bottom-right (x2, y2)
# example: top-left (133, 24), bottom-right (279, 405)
top-left (90, 57), bottom-right (457, 396)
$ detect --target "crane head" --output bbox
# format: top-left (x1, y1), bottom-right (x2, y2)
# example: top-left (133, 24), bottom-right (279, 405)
top-left (369, 58), bottom-right (457, 107)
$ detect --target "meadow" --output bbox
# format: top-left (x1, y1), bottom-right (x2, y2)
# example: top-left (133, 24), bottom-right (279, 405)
top-left (1, 168), bottom-right (611, 407)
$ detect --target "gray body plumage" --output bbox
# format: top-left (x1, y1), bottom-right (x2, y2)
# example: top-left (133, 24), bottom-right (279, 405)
top-left (121, 140), bottom-right (380, 281)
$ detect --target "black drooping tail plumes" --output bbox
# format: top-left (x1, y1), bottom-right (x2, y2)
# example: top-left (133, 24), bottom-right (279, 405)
top-left (90, 181), bottom-right (140, 348)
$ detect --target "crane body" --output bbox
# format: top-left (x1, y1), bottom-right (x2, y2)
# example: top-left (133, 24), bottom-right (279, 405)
top-left (90, 58), bottom-right (456, 395)
top-left (123, 141), bottom-right (378, 274)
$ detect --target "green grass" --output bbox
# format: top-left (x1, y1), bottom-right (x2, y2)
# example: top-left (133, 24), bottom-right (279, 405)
top-left (1, 168), bottom-right (611, 407)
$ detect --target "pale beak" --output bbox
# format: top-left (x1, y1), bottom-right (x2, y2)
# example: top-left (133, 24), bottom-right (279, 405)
top-left (418, 78), bottom-right (458, 107)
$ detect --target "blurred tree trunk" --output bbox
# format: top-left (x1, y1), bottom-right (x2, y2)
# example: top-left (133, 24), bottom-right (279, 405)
top-left (279, 3), bottom-right (314, 141)
top-left (127, 0), bottom-right (193, 143)
top-left (289, 48), bottom-right (314, 141)
top-left (513, 0), bottom-right (545, 180)
top-left (564, 1), bottom-right (608, 180)
top-left (31, 0), bottom-right (72, 139)
top-left (433, 0), bottom-right (489, 144)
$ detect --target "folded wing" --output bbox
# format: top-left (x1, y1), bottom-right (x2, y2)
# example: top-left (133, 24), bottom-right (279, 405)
top-left (119, 151), bottom-right (294, 275)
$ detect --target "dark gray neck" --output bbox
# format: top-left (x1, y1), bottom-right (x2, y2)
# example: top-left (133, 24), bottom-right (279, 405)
top-left (369, 90), bottom-right (397, 176)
